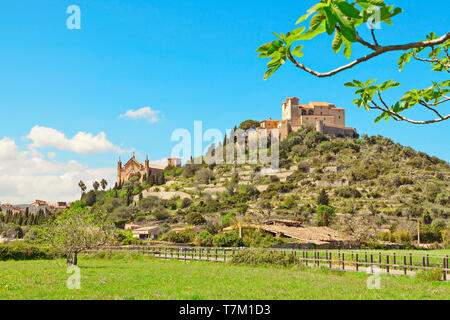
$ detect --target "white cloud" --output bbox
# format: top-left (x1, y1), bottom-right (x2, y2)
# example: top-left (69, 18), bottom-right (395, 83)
top-left (120, 107), bottom-right (160, 123)
top-left (26, 126), bottom-right (124, 155)
top-left (0, 137), bottom-right (116, 204)
top-left (47, 152), bottom-right (56, 159)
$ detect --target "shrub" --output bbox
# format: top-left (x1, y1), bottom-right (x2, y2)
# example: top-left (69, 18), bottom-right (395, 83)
top-left (181, 198), bottom-right (193, 209)
top-left (335, 187), bottom-right (362, 199)
top-left (212, 231), bottom-right (244, 247)
top-left (0, 243), bottom-right (62, 261)
top-left (194, 231), bottom-right (213, 247)
top-left (196, 168), bottom-right (215, 183)
top-left (160, 229), bottom-right (196, 244)
top-left (185, 212), bottom-right (206, 225)
top-left (231, 249), bottom-right (296, 267)
top-left (154, 210), bottom-right (170, 221)
top-left (222, 212), bottom-right (236, 228)
top-left (415, 269), bottom-right (443, 282)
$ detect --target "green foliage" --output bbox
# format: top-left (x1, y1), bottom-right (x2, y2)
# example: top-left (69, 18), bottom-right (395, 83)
top-left (0, 243), bottom-right (62, 261)
top-left (316, 205), bottom-right (335, 227)
top-left (185, 212), bottom-right (206, 225)
top-left (194, 231), bottom-right (213, 247)
top-left (212, 231), bottom-right (244, 247)
top-left (196, 168), bottom-right (215, 183)
top-left (160, 229), bottom-right (196, 244)
top-left (239, 120), bottom-right (261, 131)
top-left (415, 268), bottom-right (443, 282)
top-left (317, 189), bottom-right (330, 206)
top-left (231, 249), bottom-right (296, 267)
top-left (222, 212), bottom-right (236, 228)
top-left (242, 230), bottom-right (286, 248)
top-left (257, 0), bottom-right (402, 79)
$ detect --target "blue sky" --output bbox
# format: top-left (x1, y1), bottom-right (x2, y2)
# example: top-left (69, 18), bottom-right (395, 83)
top-left (0, 1), bottom-right (448, 203)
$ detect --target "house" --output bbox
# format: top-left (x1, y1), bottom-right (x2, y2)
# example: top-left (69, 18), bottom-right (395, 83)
top-left (125, 222), bottom-right (141, 231)
top-left (132, 226), bottom-right (161, 240)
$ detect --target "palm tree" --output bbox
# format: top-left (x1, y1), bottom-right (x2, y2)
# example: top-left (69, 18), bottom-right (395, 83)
top-left (93, 181), bottom-right (100, 191)
top-left (100, 179), bottom-right (108, 191)
top-left (78, 181), bottom-right (86, 198)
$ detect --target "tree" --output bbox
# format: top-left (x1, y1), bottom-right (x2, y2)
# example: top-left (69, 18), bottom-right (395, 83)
top-left (239, 120), bottom-right (261, 131)
top-left (340, 214), bottom-right (377, 243)
top-left (196, 168), bottom-right (215, 184)
top-left (93, 181), bottom-right (100, 191)
top-left (41, 208), bottom-right (116, 265)
top-left (78, 180), bottom-right (86, 198)
top-left (257, 199), bottom-right (274, 217)
top-left (257, 1), bottom-right (450, 124)
top-left (316, 205), bottom-right (335, 227)
top-left (100, 179), bottom-right (108, 190)
top-left (317, 189), bottom-right (330, 206)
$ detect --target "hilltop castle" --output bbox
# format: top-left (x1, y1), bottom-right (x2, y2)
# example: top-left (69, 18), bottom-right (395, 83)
top-left (259, 97), bottom-right (357, 140)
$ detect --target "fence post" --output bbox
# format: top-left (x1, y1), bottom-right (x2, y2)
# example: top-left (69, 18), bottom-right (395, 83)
top-left (442, 257), bottom-right (447, 281)
top-left (409, 253), bottom-right (413, 271)
top-left (393, 252), bottom-right (396, 266)
top-left (329, 252), bottom-right (332, 269)
top-left (404, 256), bottom-right (407, 275)
top-left (370, 254), bottom-right (373, 272)
top-left (342, 253), bottom-right (345, 270)
top-left (215, 249), bottom-right (218, 262)
top-left (426, 254), bottom-right (429, 267)
top-left (386, 255), bottom-right (390, 274)
top-left (356, 253), bottom-right (359, 271)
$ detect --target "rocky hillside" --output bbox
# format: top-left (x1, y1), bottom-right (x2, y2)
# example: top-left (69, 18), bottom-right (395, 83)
top-left (73, 124), bottom-right (449, 247)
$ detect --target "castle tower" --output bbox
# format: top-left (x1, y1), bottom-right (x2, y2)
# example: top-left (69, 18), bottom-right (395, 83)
top-left (117, 157), bottom-right (122, 186)
top-left (145, 155), bottom-right (149, 170)
top-left (282, 97), bottom-right (300, 124)
top-left (315, 119), bottom-right (324, 134)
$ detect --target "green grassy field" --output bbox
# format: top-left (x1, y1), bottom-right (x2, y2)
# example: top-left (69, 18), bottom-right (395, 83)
top-left (0, 255), bottom-right (449, 300)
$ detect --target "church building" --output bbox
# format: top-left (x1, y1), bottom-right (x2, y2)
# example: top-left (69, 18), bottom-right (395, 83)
top-left (116, 153), bottom-right (165, 186)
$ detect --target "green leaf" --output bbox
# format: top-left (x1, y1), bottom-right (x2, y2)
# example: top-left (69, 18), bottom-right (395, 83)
top-left (323, 6), bottom-right (338, 35)
top-left (296, 3), bottom-right (325, 24)
top-left (336, 1), bottom-right (361, 19)
top-left (342, 37), bottom-right (352, 58)
top-left (298, 26), bottom-right (326, 40)
top-left (333, 6), bottom-right (357, 42)
top-left (310, 13), bottom-right (325, 30)
top-left (374, 112), bottom-right (388, 123)
top-left (332, 31), bottom-right (343, 53)
top-left (292, 45), bottom-right (304, 58)
top-left (263, 65), bottom-right (281, 80)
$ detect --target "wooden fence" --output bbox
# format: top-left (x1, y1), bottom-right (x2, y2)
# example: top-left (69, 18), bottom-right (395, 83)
top-left (93, 246), bottom-right (449, 280)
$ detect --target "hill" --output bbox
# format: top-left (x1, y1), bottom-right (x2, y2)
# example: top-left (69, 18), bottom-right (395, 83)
top-left (75, 125), bottom-right (449, 248)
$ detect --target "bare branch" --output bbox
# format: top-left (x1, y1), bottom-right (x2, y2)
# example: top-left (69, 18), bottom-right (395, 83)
top-left (418, 101), bottom-right (444, 119)
top-left (287, 32), bottom-right (450, 78)
top-left (370, 91), bottom-right (450, 124)
top-left (370, 28), bottom-right (380, 47)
